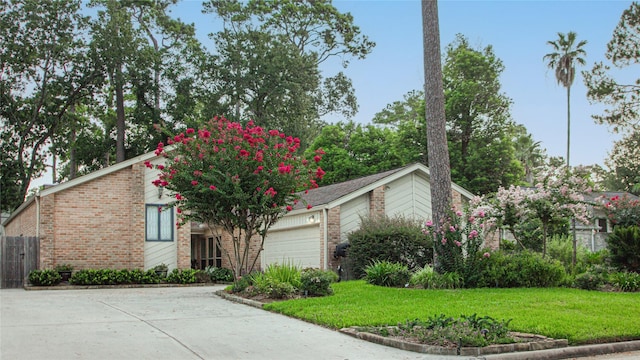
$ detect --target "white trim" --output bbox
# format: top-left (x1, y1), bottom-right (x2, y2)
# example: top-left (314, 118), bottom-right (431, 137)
top-left (40, 151), bottom-right (163, 197)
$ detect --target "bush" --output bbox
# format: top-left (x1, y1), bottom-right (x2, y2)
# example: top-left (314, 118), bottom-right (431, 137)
top-left (204, 266), bottom-right (234, 282)
top-left (300, 268), bottom-right (338, 296)
top-left (547, 234), bottom-right (589, 273)
top-left (70, 269), bottom-right (162, 285)
top-left (610, 271), bottom-right (640, 292)
top-left (28, 269), bottom-right (62, 286)
top-left (409, 266), bottom-right (435, 288)
top-left (262, 262), bottom-right (302, 289)
top-left (573, 265), bottom-right (612, 291)
top-left (250, 272), bottom-right (297, 299)
top-left (476, 250), bottom-right (566, 288)
top-left (167, 269), bottom-right (198, 284)
top-left (348, 215), bottom-right (432, 279)
top-left (606, 225), bottom-right (640, 273)
top-left (364, 260), bottom-right (410, 287)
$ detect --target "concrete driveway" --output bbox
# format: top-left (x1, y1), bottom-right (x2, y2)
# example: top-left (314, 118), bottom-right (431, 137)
top-left (0, 285), bottom-right (453, 360)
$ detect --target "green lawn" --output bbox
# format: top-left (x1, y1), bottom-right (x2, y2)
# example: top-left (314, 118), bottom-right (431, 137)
top-left (264, 280), bottom-right (640, 345)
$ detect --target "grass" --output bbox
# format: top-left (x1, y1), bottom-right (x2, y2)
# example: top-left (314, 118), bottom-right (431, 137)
top-left (264, 280), bottom-right (640, 345)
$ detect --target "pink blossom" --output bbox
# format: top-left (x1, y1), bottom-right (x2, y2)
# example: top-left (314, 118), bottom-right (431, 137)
top-left (186, 128), bottom-right (195, 134)
top-left (313, 155), bottom-right (322, 163)
top-left (264, 187), bottom-right (277, 197)
top-left (144, 161), bottom-right (153, 169)
top-left (468, 230), bottom-right (479, 239)
top-left (209, 185), bottom-right (217, 191)
top-left (425, 220), bottom-right (433, 227)
top-left (175, 194), bottom-right (183, 200)
top-left (286, 205), bottom-right (293, 211)
top-left (307, 204), bottom-right (313, 209)
top-left (449, 226), bottom-right (456, 232)
top-left (454, 241), bottom-right (462, 247)
top-left (456, 210), bottom-right (463, 217)
top-left (483, 252), bottom-right (491, 258)
top-left (191, 180), bottom-right (199, 186)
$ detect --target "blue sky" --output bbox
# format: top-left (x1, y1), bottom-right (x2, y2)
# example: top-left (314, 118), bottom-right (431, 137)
top-left (171, 0), bottom-right (632, 167)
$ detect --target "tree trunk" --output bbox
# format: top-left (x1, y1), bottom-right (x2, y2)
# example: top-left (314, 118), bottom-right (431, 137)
top-left (422, 0), bottom-right (452, 269)
top-left (566, 85), bottom-right (571, 167)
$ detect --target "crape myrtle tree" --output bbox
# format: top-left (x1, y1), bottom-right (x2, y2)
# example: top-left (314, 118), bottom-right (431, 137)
top-left (149, 117), bottom-right (325, 278)
top-left (472, 164), bottom-right (591, 259)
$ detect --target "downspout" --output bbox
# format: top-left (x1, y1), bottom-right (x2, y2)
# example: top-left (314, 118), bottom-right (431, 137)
top-left (323, 208), bottom-right (328, 270)
top-left (35, 191), bottom-right (41, 270)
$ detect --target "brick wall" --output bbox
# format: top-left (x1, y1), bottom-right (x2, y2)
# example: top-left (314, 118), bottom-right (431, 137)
top-left (50, 166), bottom-right (145, 270)
top-left (326, 207), bottom-right (341, 271)
top-left (369, 186), bottom-right (385, 218)
top-left (4, 200), bottom-right (37, 238)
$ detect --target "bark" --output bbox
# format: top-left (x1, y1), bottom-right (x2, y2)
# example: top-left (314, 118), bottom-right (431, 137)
top-left (422, 0), bottom-right (452, 229)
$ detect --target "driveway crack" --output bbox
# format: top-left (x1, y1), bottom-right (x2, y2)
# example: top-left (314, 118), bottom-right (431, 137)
top-left (99, 301), bottom-right (204, 360)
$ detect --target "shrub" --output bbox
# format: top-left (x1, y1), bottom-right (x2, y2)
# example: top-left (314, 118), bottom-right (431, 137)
top-left (364, 260), bottom-right (410, 287)
top-left (204, 266), bottom-right (234, 282)
top-left (348, 215), bottom-right (432, 279)
top-left (230, 275), bottom-right (253, 293)
top-left (250, 272), bottom-right (297, 299)
top-left (262, 262), bottom-right (302, 289)
top-left (300, 268), bottom-right (338, 296)
top-left (610, 271), bottom-right (640, 292)
top-left (389, 314), bottom-right (513, 348)
top-left (547, 234), bottom-right (589, 273)
top-left (477, 250), bottom-right (566, 288)
top-left (409, 266), bottom-right (435, 288)
top-left (167, 269), bottom-right (198, 284)
top-left (573, 265), bottom-right (612, 290)
top-left (606, 225), bottom-right (640, 273)
top-left (70, 269), bottom-right (162, 285)
top-left (28, 269), bottom-right (62, 286)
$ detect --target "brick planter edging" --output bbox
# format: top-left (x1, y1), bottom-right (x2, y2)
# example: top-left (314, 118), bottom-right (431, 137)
top-left (339, 327), bottom-right (568, 356)
top-left (215, 290), bottom-right (265, 309)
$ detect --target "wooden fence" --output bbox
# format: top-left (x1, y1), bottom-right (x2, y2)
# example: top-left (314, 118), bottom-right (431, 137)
top-left (1, 237), bottom-right (39, 288)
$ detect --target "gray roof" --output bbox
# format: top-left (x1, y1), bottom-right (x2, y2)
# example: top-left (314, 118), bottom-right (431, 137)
top-left (295, 166), bottom-right (408, 210)
top-left (584, 191), bottom-right (639, 204)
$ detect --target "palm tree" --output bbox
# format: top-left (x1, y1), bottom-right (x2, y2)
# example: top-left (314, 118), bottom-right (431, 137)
top-left (543, 32), bottom-right (587, 167)
top-left (513, 130), bottom-right (546, 185)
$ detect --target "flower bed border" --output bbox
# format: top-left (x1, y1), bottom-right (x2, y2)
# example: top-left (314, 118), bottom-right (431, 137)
top-left (339, 327), bottom-right (568, 356)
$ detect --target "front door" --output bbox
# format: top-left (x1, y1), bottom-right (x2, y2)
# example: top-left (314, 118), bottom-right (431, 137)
top-left (190, 235), bottom-right (222, 269)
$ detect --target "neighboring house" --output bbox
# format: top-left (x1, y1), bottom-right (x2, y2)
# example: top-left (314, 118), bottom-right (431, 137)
top-left (3, 155), bottom-right (475, 274)
top-left (576, 191), bottom-right (640, 252)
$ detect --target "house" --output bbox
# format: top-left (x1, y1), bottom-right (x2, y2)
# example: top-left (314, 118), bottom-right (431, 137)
top-left (3, 153), bottom-right (475, 278)
top-left (575, 191), bottom-right (640, 252)
top-left (2, 151), bottom-right (190, 273)
top-left (255, 163), bottom-right (477, 272)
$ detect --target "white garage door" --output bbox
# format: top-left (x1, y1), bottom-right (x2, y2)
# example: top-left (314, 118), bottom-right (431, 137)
top-left (262, 225), bottom-right (320, 269)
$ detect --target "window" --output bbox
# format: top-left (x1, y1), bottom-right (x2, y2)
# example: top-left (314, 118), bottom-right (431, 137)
top-left (146, 204), bottom-right (174, 241)
top-left (597, 218), bottom-right (608, 233)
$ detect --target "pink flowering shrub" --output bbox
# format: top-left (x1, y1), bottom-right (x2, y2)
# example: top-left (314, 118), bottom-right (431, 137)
top-left (601, 194), bottom-right (640, 228)
top-left (150, 117), bottom-right (325, 278)
top-left (423, 208), bottom-right (488, 282)
top-left (471, 165), bottom-right (592, 257)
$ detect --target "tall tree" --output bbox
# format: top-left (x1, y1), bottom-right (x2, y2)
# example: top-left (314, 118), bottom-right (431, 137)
top-left (422, 0), bottom-right (451, 269)
top-left (603, 130), bottom-right (640, 195)
top-left (88, 0), bottom-right (200, 164)
top-left (0, 0), bottom-right (101, 211)
top-left (544, 31), bottom-right (587, 167)
top-left (202, 0), bottom-right (374, 149)
top-left (583, 2), bottom-right (640, 133)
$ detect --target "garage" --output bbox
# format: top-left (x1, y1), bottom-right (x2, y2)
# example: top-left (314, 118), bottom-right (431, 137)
top-left (262, 223), bottom-right (321, 269)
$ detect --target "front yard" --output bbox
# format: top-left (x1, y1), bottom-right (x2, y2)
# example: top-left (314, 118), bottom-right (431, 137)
top-left (264, 280), bottom-right (640, 345)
